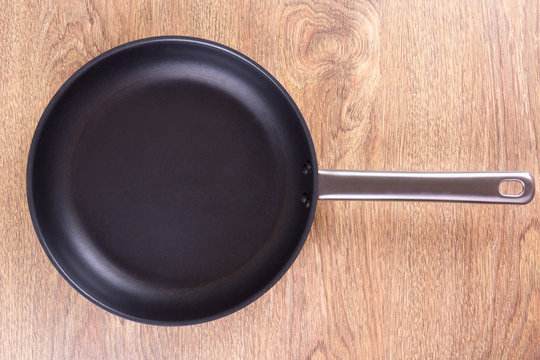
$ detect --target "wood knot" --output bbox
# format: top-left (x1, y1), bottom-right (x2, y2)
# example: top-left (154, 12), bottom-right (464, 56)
top-left (280, 2), bottom-right (378, 80)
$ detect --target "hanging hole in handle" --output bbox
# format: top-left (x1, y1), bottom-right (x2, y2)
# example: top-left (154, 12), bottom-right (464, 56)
top-left (498, 179), bottom-right (525, 197)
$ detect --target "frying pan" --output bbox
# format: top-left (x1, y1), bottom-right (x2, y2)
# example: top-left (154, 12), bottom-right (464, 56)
top-left (27, 37), bottom-right (535, 325)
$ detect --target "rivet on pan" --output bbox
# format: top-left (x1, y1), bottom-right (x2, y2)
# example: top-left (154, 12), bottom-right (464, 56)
top-left (304, 200), bottom-right (311, 208)
top-left (302, 161), bottom-right (312, 175)
top-left (300, 193), bottom-right (308, 203)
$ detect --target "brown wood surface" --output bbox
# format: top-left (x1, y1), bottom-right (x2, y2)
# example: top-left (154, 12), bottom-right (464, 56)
top-left (1, 0), bottom-right (539, 359)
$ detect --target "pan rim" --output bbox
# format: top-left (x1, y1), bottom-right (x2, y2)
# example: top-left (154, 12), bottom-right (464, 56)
top-left (26, 36), bottom-right (319, 326)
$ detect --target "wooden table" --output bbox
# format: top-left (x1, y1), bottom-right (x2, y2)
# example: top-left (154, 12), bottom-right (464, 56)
top-left (1, 0), bottom-right (539, 358)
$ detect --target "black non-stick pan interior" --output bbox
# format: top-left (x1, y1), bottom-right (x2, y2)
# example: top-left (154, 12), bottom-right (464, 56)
top-left (27, 38), bottom-right (317, 324)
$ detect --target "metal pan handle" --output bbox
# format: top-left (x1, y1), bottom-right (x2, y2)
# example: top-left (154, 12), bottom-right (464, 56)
top-left (318, 171), bottom-right (535, 204)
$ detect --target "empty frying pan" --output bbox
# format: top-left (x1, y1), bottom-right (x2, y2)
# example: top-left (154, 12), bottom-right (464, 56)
top-left (27, 37), bottom-right (534, 325)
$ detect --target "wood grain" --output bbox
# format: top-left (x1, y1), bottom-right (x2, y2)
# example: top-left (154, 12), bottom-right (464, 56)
top-left (1, 0), bottom-right (539, 358)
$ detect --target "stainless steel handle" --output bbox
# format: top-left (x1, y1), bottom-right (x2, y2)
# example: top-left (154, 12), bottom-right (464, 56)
top-left (318, 171), bottom-right (535, 204)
